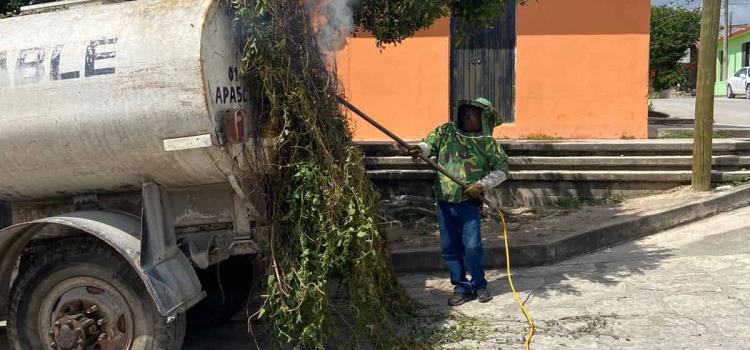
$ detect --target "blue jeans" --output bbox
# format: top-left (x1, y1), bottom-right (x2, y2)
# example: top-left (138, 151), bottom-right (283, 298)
top-left (437, 200), bottom-right (487, 294)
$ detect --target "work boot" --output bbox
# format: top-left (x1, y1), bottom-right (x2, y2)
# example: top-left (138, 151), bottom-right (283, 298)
top-left (448, 292), bottom-right (476, 306)
top-left (476, 288), bottom-right (493, 303)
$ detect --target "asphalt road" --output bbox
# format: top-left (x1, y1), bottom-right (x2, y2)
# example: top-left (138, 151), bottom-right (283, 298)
top-left (651, 97), bottom-right (750, 127)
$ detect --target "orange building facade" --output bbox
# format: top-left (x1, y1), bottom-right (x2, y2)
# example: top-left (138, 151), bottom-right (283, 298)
top-left (336, 0), bottom-right (651, 141)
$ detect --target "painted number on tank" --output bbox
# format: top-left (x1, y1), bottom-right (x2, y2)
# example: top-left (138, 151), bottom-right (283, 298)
top-left (215, 66), bottom-right (249, 105)
top-left (0, 37), bottom-right (118, 88)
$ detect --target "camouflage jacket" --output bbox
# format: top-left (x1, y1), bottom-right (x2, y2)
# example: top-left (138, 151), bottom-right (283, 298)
top-left (418, 98), bottom-right (509, 203)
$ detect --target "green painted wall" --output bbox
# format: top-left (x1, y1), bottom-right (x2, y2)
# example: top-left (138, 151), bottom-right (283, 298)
top-left (715, 30), bottom-right (750, 95)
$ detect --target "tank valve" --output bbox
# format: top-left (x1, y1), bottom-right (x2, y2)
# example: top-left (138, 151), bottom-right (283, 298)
top-left (220, 109), bottom-right (249, 145)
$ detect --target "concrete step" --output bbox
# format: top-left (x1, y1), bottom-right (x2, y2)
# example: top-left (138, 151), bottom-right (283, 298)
top-left (510, 155), bottom-right (750, 170)
top-left (648, 117), bottom-right (694, 125)
top-left (364, 155), bottom-right (750, 171)
top-left (368, 170), bottom-right (750, 206)
top-left (367, 169), bottom-right (750, 182)
top-left (359, 139), bottom-right (750, 157)
top-left (657, 127), bottom-right (750, 139)
top-left (361, 140), bottom-right (750, 206)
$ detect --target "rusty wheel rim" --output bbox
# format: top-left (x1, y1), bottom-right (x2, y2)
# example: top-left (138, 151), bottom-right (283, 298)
top-left (38, 277), bottom-right (135, 350)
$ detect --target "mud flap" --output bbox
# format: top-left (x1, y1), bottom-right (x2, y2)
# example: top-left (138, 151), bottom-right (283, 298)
top-left (140, 181), bottom-right (206, 316)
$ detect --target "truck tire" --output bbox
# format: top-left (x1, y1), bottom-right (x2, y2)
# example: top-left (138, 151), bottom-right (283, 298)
top-left (187, 255), bottom-right (254, 328)
top-left (8, 237), bottom-right (186, 350)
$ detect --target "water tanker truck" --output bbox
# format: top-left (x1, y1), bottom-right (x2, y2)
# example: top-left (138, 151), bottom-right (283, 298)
top-left (0, 0), bottom-right (264, 348)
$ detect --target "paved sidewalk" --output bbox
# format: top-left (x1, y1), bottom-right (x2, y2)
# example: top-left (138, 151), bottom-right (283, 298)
top-left (399, 206), bottom-right (750, 349)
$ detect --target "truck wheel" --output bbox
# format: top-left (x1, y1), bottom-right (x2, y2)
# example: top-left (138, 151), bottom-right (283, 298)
top-left (8, 237), bottom-right (186, 350)
top-left (187, 256), bottom-right (254, 328)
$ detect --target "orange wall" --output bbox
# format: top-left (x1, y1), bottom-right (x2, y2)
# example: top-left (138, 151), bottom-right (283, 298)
top-left (337, 0), bottom-right (651, 141)
top-left (505, 0), bottom-right (651, 139)
top-left (336, 19), bottom-right (451, 141)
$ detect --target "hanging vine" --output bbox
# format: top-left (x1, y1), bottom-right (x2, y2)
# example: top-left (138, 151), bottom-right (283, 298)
top-left (231, 0), bottom-right (522, 347)
top-left (232, 0), bottom-right (411, 348)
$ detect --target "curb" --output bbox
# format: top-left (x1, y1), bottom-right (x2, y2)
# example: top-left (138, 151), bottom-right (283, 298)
top-left (391, 185), bottom-right (750, 273)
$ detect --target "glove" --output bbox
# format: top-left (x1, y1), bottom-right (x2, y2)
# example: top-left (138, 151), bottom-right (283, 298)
top-left (464, 182), bottom-right (484, 200)
top-left (406, 145), bottom-right (423, 160)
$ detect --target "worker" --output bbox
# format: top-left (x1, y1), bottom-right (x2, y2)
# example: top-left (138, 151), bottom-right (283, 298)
top-left (408, 97), bottom-right (509, 306)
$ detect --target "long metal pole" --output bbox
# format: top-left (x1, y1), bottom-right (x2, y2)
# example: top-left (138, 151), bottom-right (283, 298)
top-left (723, 0), bottom-right (729, 80)
top-left (693, 0), bottom-right (721, 191)
top-left (337, 96), bottom-right (469, 190)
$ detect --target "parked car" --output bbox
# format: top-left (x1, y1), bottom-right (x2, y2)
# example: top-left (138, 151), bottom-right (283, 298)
top-left (727, 67), bottom-right (750, 98)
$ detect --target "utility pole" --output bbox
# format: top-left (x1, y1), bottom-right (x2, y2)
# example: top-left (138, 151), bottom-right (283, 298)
top-left (693, 0), bottom-right (722, 191)
top-left (723, 0), bottom-right (729, 80)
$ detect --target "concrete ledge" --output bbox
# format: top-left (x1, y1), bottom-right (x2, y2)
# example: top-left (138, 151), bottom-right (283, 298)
top-left (366, 156), bottom-right (750, 172)
top-left (368, 169), bottom-right (750, 182)
top-left (648, 117), bottom-right (693, 125)
top-left (510, 155), bottom-right (750, 168)
top-left (501, 139), bottom-right (750, 155)
top-left (391, 185), bottom-right (750, 272)
top-left (366, 155), bottom-right (750, 168)
top-left (360, 139), bottom-right (750, 157)
top-left (658, 128), bottom-right (750, 138)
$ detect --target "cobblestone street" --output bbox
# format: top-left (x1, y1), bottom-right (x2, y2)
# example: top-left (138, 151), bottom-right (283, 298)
top-left (400, 206), bottom-right (750, 349)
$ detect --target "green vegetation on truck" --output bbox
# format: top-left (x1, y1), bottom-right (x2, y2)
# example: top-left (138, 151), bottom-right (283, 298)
top-left (233, 1), bottom-right (406, 347)
top-left (232, 0), bottom-right (522, 347)
top-left (234, 0), bottom-right (524, 348)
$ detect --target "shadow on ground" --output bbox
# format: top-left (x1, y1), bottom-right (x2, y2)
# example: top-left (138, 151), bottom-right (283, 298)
top-left (0, 326), bottom-right (7, 350)
top-left (392, 239), bottom-right (674, 347)
top-left (183, 320), bottom-right (262, 350)
top-left (403, 239), bottom-right (674, 308)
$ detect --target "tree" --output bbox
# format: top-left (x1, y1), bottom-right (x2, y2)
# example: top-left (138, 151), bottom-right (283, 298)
top-left (650, 6), bottom-right (702, 91)
top-left (0, 0), bottom-right (21, 16)
top-left (0, 0), bottom-right (56, 17)
top-left (355, 0), bottom-right (524, 46)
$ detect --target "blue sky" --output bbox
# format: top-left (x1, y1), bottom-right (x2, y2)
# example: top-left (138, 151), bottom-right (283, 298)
top-left (652, 0), bottom-right (750, 25)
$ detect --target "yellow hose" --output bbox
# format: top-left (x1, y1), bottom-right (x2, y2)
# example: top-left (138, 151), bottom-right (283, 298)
top-left (337, 99), bottom-right (533, 348)
top-left (498, 209), bottom-right (535, 350)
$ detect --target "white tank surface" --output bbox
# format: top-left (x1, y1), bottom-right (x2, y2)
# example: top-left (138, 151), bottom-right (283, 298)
top-left (0, 0), bottom-right (252, 201)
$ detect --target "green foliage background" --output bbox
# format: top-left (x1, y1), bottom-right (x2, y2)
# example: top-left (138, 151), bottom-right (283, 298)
top-left (0, 0), bottom-right (55, 17)
top-left (0, 0), bottom-right (22, 16)
top-left (354, 0), bottom-right (524, 46)
top-left (650, 5), bottom-right (702, 91)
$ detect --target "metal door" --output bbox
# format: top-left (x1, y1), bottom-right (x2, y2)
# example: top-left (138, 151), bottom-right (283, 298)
top-left (450, 3), bottom-right (516, 122)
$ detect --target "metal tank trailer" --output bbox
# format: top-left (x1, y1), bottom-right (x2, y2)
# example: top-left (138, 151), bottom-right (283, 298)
top-left (0, 0), bottom-right (265, 348)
